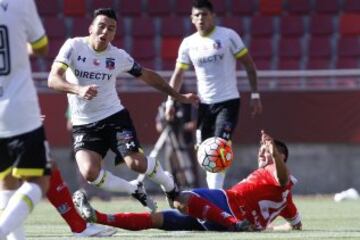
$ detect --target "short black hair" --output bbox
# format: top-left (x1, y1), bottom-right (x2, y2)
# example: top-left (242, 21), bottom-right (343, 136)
top-left (93, 8), bottom-right (117, 21)
top-left (192, 0), bottom-right (213, 12)
top-left (274, 140), bottom-right (289, 162)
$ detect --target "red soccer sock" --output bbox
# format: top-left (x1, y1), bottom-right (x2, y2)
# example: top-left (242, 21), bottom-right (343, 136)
top-left (187, 194), bottom-right (237, 229)
top-left (95, 211), bottom-right (153, 230)
top-left (47, 168), bottom-right (87, 233)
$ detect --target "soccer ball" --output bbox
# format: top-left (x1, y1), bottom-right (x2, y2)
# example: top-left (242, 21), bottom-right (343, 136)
top-left (197, 137), bottom-right (233, 173)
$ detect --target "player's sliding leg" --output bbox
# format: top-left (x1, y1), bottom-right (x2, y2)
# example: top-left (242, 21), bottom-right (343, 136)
top-left (73, 190), bottom-right (204, 231)
top-left (47, 167), bottom-right (117, 237)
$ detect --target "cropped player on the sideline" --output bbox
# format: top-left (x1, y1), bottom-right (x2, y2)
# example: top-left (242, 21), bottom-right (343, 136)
top-left (165, 0), bottom-right (262, 189)
top-left (0, 0), bottom-right (115, 238)
top-left (74, 130), bottom-right (302, 232)
top-left (48, 8), bottom-right (199, 211)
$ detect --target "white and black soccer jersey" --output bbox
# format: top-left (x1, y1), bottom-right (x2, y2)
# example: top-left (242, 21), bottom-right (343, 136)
top-left (0, 0), bottom-right (47, 138)
top-left (54, 37), bottom-right (135, 125)
top-left (176, 26), bottom-right (248, 104)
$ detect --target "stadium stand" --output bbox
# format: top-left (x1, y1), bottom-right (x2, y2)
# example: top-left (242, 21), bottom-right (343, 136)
top-left (160, 37), bottom-right (182, 69)
top-left (146, 0), bottom-right (173, 16)
top-left (309, 14), bottom-right (335, 37)
top-left (280, 15), bottom-right (306, 37)
top-left (160, 16), bottom-right (188, 37)
top-left (259, 0), bottom-right (283, 16)
top-left (118, 0), bottom-right (143, 16)
top-left (231, 0), bottom-right (257, 16)
top-left (34, 0), bottom-right (360, 71)
top-left (63, 0), bottom-right (87, 17)
top-left (131, 16), bottom-right (156, 38)
top-left (286, 0), bottom-right (312, 15)
top-left (314, 0), bottom-right (340, 15)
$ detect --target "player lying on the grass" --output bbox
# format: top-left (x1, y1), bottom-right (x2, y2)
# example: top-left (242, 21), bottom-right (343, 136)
top-left (74, 130), bottom-right (302, 231)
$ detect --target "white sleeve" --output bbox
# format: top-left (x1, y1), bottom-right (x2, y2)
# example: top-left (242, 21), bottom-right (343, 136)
top-left (176, 39), bottom-right (191, 65)
top-left (116, 49), bottom-right (136, 74)
top-left (228, 29), bottom-right (246, 55)
top-left (54, 39), bottom-right (74, 67)
top-left (24, 0), bottom-right (46, 43)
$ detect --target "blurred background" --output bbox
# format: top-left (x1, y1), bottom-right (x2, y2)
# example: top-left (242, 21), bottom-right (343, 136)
top-left (33, 0), bottom-right (360, 195)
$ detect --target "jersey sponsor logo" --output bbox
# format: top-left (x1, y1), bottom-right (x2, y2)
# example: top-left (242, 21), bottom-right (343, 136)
top-left (57, 203), bottom-right (71, 214)
top-left (74, 69), bottom-right (112, 81)
top-left (197, 54), bottom-right (224, 65)
top-left (105, 58), bottom-right (115, 70)
top-left (77, 55), bottom-right (86, 62)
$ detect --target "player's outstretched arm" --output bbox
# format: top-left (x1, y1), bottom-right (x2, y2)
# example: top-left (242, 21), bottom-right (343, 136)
top-left (138, 68), bottom-right (199, 105)
top-left (261, 130), bottom-right (289, 187)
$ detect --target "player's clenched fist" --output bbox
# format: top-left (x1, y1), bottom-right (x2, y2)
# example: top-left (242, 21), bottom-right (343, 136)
top-left (78, 84), bottom-right (98, 100)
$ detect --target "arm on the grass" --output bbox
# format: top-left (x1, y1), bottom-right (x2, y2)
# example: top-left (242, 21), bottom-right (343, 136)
top-left (267, 221), bottom-right (302, 231)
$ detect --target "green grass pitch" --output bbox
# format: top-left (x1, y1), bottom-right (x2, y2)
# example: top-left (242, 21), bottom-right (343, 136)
top-left (24, 196), bottom-right (360, 240)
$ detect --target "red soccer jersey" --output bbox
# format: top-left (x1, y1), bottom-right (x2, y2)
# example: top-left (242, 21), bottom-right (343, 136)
top-left (225, 164), bottom-right (300, 230)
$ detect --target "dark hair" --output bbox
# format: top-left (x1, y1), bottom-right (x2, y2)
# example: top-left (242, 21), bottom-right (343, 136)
top-left (274, 140), bottom-right (289, 162)
top-left (192, 0), bottom-right (213, 12)
top-left (93, 8), bottom-right (117, 21)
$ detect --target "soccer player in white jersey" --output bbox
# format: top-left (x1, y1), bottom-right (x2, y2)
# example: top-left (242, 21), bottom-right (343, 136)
top-left (165, 0), bottom-right (263, 189)
top-left (48, 8), bottom-right (199, 211)
top-left (0, 0), bottom-right (117, 238)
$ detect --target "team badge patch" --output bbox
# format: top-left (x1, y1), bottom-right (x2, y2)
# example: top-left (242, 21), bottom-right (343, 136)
top-left (106, 58), bottom-right (115, 70)
top-left (213, 40), bottom-right (222, 49)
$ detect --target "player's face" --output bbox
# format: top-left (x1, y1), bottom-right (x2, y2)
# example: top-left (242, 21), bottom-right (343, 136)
top-left (89, 15), bottom-right (117, 51)
top-left (191, 8), bottom-right (215, 35)
top-left (258, 144), bottom-right (273, 168)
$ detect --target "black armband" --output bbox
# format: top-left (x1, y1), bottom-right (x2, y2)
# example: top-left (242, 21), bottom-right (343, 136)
top-left (127, 62), bottom-right (143, 77)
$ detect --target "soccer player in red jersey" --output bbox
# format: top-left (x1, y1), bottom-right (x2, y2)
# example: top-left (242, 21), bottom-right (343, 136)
top-left (74, 130), bottom-right (302, 232)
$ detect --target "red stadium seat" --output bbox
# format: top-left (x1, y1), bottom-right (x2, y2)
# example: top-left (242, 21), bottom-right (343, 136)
top-left (43, 17), bottom-right (67, 39)
top-left (280, 15), bottom-right (305, 37)
top-left (231, 0), bottom-right (257, 16)
top-left (174, 0), bottom-right (192, 16)
top-left (160, 16), bottom-right (187, 38)
top-left (343, 0), bottom-right (360, 13)
top-left (259, 0), bottom-right (283, 16)
top-left (252, 59), bottom-right (272, 70)
top-left (306, 58), bottom-right (331, 69)
top-left (131, 39), bottom-right (156, 61)
top-left (36, 0), bottom-right (60, 16)
top-left (119, 0), bottom-right (143, 16)
top-left (63, 0), bottom-right (87, 17)
top-left (278, 37), bottom-right (302, 59)
top-left (211, 0), bottom-right (227, 16)
top-left (221, 16), bottom-right (244, 36)
top-left (147, 0), bottom-right (172, 16)
top-left (286, 0), bottom-right (312, 15)
top-left (249, 37), bottom-right (273, 59)
top-left (337, 37), bottom-right (360, 58)
top-left (161, 37), bottom-right (182, 61)
top-left (250, 16), bottom-right (275, 37)
top-left (89, 0), bottom-right (116, 11)
top-left (339, 14), bottom-right (360, 36)
top-left (131, 17), bottom-right (156, 38)
top-left (309, 14), bottom-right (334, 36)
top-left (308, 37), bottom-right (332, 58)
top-left (71, 17), bottom-right (92, 37)
top-left (161, 60), bottom-right (176, 70)
top-left (112, 38), bottom-right (125, 50)
top-left (314, 0), bottom-right (340, 15)
top-left (336, 57), bottom-right (359, 69)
